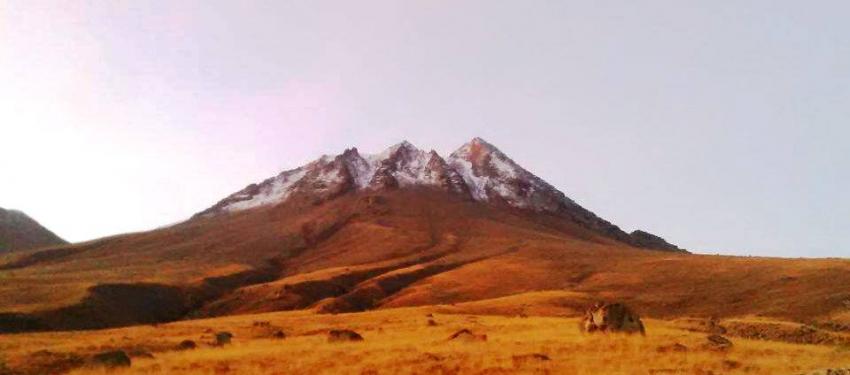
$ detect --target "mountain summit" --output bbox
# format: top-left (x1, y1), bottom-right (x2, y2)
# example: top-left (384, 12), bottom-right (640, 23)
top-left (6, 138), bottom-right (850, 336)
top-left (197, 138), bottom-right (680, 251)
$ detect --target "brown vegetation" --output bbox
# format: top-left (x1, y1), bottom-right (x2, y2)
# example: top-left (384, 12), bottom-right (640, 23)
top-left (0, 189), bottom-right (848, 373)
top-left (0, 307), bottom-right (847, 374)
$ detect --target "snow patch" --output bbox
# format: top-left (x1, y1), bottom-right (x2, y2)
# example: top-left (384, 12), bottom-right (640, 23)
top-left (489, 154), bottom-right (518, 179)
top-left (450, 158), bottom-right (489, 201)
top-left (206, 138), bottom-right (569, 216)
top-left (225, 168), bottom-right (307, 211)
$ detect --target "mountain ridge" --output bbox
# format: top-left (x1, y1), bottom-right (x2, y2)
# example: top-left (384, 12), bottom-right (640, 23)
top-left (196, 138), bottom-right (681, 252)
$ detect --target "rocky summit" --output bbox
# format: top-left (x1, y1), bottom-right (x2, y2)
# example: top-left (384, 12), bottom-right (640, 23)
top-left (196, 137), bottom-right (680, 252)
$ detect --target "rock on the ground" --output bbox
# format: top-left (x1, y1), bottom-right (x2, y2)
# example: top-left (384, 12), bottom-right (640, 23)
top-left (90, 350), bottom-right (131, 368)
top-left (581, 302), bottom-right (646, 335)
top-left (327, 329), bottom-right (364, 342)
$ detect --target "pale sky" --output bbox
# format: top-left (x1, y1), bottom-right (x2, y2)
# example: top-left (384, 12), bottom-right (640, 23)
top-left (1, 1), bottom-right (848, 257)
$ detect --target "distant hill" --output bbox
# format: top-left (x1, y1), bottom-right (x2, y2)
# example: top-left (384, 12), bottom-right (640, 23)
top-left (0, 207), bottom-right (67, 253)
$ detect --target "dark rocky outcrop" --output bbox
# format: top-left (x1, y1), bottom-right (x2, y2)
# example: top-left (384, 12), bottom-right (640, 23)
top-left (177, 340), bottom-right (197, 350)
top-left (629, 230), bottom-right (682, 252)
top-left (581, 302), bottom-right (646, 335)
top-left (327, 329), bottom-right (364, 342)
top-left (214, 332), bottom-right (233, 346)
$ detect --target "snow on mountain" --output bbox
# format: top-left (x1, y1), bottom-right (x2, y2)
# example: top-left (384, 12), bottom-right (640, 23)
top-left (197, 141), bottom-right (463, 217)
top-left (193, 137), bottom-right (679, 251)
top-left (223, 167), bottom-right (308, 212)
top-left (200, 138), bottom-right (588, 216)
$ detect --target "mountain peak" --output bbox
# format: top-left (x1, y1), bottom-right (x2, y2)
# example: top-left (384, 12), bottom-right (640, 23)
top-left (195, 139), bottom-right (680, 251)
top-left (390, 140), bottom-right (418, 152)
top-left (470, 136), bottom-right (495, 148)
top-left (0, 207), bottom-right (67, 253)
top-left (372, 140), bottom-right (420, 162)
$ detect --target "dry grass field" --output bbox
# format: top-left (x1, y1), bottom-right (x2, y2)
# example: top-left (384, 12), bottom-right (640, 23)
top-left (2, 192), bottom-right (849, 374)
top-left (1, 298), bottom-right (849, 375)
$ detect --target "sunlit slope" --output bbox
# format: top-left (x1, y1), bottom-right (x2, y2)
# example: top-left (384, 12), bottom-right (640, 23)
top-left (1, 189), bottom-right (848, 333)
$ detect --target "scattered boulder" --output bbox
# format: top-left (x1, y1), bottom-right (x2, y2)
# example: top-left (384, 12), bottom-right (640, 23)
top-left (448, 329), bottom-right (487, 342)
top-left (214, 332), bottom-right (233, 346)
top-left (629, 230), bottom-right (681, 252)
top-left (328, 329), bottom-right (364, 342)
top-left (703, 334), bottom-right (733, 351)
top-left (90, 350), bottom-right (131, 368)
top-left (427, 319), bottom-right (438, 327)
top-left (581, 302), bottom-right (645, 335)
top-left (177, 340), bottom-right (197, 350)
top-left (272, 330), bottom-right (287, 339)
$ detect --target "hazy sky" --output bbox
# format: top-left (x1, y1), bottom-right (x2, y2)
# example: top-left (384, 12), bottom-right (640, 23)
top-left (1, 1), bottom-right (848, 257)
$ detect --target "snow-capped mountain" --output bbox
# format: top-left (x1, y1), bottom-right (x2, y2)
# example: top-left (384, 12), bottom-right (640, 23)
top-left (196, 138), bottom-right (679, 251)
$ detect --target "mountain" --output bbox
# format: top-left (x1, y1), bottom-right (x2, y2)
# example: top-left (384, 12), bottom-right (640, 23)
top-left (0, 207), bottom-right (67, 253)
top-left (1, 138), bottom-right (848, 334)
top-left (197, 138), bottom-right (680, 251)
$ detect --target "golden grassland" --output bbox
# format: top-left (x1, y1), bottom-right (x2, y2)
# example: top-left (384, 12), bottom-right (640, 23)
top-left (1, 305), bottom-right (848, 375)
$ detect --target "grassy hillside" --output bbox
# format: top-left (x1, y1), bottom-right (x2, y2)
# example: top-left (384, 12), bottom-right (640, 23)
top-left (1, 190), bottom-right (848, 333)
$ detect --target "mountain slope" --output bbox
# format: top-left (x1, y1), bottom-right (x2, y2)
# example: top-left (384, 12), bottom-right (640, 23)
top-left (0, 207), bottom-right (67, 253)
top-left (197, 138), bottom-right (679, 251)
top-left (1, 189), bottom-right (849, 334)
top-left (1, 139), bottom-right (848, 334)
